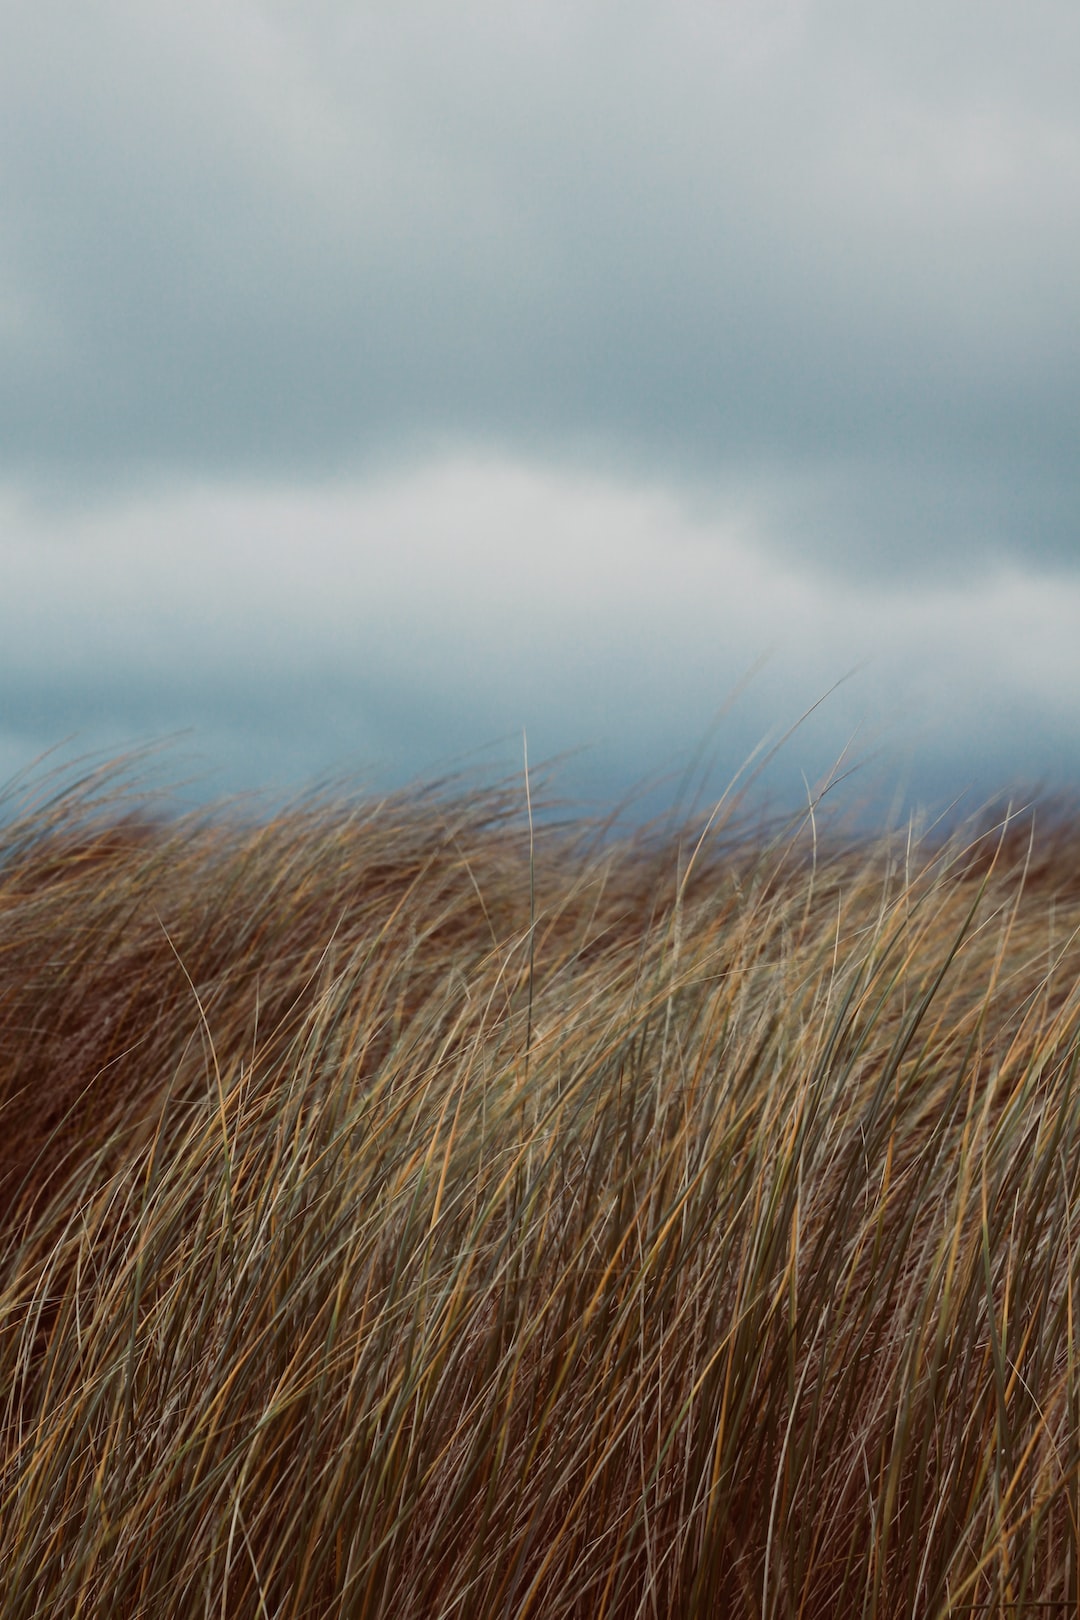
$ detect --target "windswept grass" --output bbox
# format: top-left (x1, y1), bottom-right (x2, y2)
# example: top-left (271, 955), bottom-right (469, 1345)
top-left (2, 765), bottom-right (1080, 1617)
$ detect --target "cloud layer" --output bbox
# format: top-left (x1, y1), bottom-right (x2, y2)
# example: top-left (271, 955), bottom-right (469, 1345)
top-left (2, 2), bottom-right (1078, 817)
top-left (4, 460), bottom-right (1078, 818)
top-left (3, 1), bottom-right (1079, 576)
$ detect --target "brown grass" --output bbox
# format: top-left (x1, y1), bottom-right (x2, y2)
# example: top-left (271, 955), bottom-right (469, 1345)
top-left (2, 762), bottom-right (1080, 1617)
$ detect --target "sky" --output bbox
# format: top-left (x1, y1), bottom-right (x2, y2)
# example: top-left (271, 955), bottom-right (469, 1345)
top-left (3, 0), bottom-right (1079, 829)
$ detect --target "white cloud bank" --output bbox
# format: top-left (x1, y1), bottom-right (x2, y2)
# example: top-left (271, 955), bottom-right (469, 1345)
top-left (3, 457), bottom-right (1077, 818)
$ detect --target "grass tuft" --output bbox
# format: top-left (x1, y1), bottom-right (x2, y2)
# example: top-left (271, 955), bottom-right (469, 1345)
top-left (2, 767), bottom-right (1080, 1617)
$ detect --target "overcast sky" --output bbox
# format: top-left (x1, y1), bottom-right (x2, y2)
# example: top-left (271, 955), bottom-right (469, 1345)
top-left (3, 0), bottom-right (1079, 826)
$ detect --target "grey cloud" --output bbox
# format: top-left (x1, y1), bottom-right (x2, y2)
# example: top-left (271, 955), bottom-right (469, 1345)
top-left (1, 1), bottom-right (1079, 576)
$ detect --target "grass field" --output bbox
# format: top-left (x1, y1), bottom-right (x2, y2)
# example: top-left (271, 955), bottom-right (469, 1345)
top-left (2, 761), bottom-right (1080, 1618)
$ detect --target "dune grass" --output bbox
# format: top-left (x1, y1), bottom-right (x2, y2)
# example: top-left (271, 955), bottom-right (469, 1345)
top-left (2, 763), bottom-right (1080, 1617)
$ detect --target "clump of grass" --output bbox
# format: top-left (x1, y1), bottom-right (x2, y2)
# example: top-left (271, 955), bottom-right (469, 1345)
top-left (2, 762), bottom-right (1080, 1618)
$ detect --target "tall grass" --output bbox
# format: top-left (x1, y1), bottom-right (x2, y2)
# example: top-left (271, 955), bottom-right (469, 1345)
top-left (2, 764), bottom-right (1080, 1617)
